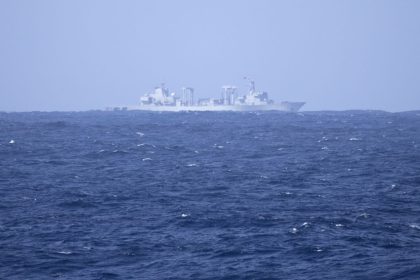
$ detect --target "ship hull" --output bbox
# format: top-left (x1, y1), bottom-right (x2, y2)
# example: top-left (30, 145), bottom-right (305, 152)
top-left (124, 102), bottom-right (305, 112)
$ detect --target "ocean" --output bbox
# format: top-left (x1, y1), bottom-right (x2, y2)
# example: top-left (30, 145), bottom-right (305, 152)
top-left (1, 110), bottom-right (420, 279)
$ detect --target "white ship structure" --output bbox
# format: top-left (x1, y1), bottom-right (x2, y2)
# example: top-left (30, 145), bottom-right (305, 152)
top-left (115, 78), bottom-right (305, 112)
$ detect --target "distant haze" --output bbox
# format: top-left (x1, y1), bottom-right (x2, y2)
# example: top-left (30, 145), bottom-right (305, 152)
top-left (0, 0), bottom-right (419, 112)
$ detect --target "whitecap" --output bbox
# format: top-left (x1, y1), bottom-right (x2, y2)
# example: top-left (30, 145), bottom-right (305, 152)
top-left (136, 132), bottom-right (145, 137)
top-left (57, 250), bottom-right (72, 255)
top-left (349, 137), bottom-right (361, 141)
top-left (335, 224), bottom-right (343, 227)
top-left (301, 222), bottom-right (309, 227)
top-left (315, 246), bottom-right (323, 252)
top-left (142, 158), bottom-right (152, 161)
top-left (318, 137), bottom-right (328, 143)
top-left (321, 146), bottom-right (328, 150)
top-left (291, 227), bottom-right (298, 234)
top-left (181, 213), bottom-right (189, 218)
top-left (409, 224), bottom-right (420, 230)
top-left (186, 163), bottom-right (198, 167)
top-left (9, 139), bottom-right (15, 144)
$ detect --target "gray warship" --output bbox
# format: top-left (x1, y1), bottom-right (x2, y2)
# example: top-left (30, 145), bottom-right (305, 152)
top-left (117, 78), bottom-right (305, 112)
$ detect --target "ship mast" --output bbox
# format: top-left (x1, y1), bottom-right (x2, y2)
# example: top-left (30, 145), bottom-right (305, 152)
top-left (243, 77), bottom-right (255, 94)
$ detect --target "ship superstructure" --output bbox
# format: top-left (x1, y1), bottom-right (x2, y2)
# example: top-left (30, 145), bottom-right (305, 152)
top-left (116, 78), bottom-right (305, 112)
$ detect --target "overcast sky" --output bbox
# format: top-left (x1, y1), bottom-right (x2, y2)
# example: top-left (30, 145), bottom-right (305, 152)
top-left (0, 0), bottom-right (419, 112)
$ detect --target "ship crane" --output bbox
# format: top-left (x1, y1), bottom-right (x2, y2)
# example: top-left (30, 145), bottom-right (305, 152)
top-left (221, 85), bottom-right (237, 105)
top-left (181, 87), bottom-right (194, 106)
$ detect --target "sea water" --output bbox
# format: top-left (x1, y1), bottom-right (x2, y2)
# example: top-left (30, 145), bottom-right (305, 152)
top-left (1, 110), bottom-right (420, 279)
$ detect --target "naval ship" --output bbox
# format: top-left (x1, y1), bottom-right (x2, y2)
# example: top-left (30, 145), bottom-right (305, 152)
top-left (115, 78), bottom-right (305, 112)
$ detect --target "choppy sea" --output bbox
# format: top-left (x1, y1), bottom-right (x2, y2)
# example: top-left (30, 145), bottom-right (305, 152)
top-left (1, 110), bottom-right (420, 279)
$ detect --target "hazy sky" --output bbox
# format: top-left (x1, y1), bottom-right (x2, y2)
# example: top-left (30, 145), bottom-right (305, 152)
top-left (0, 0), bottom-right (419, 112)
